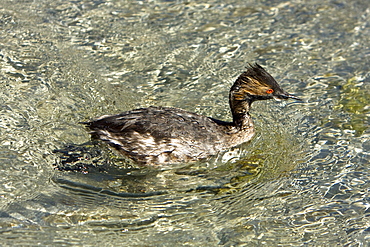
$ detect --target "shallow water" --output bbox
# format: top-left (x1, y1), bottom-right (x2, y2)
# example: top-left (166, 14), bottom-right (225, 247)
top-left (1, 0), bottom-right (369, 246)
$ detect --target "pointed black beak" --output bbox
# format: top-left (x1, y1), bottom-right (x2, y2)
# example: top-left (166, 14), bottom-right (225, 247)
top-left (273, 92), bottom-right (302, 101)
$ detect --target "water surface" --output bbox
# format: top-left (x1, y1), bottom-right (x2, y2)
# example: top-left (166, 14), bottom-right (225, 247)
top-left (0, 0), bottom-right (369, 246)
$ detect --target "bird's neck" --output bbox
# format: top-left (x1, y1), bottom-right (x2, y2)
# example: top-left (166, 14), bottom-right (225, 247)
top-left (229, 98), bottom-right (253, 129)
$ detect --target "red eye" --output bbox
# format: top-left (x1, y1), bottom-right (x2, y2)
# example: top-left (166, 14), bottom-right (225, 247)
top-left (266, 89), bottom-right (274, 94)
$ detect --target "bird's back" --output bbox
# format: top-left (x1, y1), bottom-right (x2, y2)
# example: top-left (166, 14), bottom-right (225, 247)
top-left (85, 106), bottom-right (247, 165)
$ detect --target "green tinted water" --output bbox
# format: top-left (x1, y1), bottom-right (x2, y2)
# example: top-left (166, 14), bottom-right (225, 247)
top-left (0, 0), bottom-right (369, 245)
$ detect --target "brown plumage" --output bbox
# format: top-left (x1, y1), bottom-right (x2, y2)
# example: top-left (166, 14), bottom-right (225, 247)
top-left (82, 63), bottom-right (301, 166)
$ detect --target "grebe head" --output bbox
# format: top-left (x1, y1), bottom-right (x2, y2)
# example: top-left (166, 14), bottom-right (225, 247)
top-left (230, 63), bottom-right (301, 103)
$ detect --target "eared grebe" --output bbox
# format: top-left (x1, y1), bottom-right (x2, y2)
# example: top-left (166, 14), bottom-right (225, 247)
top-left (83, 63), bottom-right (300, 166)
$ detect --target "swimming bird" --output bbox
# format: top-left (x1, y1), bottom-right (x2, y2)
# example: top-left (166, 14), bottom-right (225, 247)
top-left (82, 63), bottom-right (300, 166)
